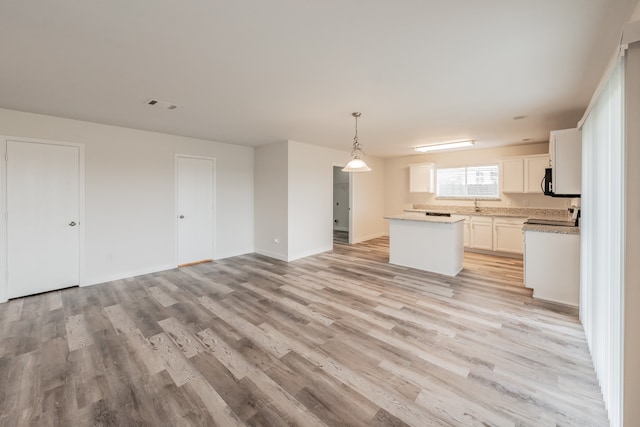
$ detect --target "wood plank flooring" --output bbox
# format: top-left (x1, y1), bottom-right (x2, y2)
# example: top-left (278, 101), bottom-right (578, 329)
top-left (0, 237), bottom-right (608, 426)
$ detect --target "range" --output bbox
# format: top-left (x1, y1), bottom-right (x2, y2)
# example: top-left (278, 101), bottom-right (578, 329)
top-left (525, 218), bottom-right (578, 227)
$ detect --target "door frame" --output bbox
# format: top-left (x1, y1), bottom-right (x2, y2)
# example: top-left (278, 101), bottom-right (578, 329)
top-left (332, 163), bottom-right (353, 245)
top-left (174, 154), bottom-right (217, 266)
top-left (0, 135), bottom-right (85, 303)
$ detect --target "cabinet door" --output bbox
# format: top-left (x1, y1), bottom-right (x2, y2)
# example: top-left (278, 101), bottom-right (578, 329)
top-left (493, 218), bottom-right (526, 254)
top-left (458, 216), bottom-right (471, 247)
top-left (524, 155), bottom-right (549, 193)
top-left (501, 158), bottom-right (524, 193)
top-left (470, 217), bottom-right (493, 250)
top-left (409, 163), bottom-right (434, 192)
top-left (550, 129), bottom-right (582, 195)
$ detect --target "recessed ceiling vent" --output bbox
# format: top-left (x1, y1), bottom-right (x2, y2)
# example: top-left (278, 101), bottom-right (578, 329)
top-left (145, 98), bottom-right (179, 110)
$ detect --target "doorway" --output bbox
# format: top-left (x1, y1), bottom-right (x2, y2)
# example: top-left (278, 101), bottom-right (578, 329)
top-left (333, 166), bottom-right (351, 244)
top-left (5, 138), bottom-right (83, 299)
top-left (176, 155), bottom-right (215, 266)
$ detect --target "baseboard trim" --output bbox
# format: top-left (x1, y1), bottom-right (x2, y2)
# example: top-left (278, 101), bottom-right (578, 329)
top-left (85, 263), bottom-right (177, 287)
top-left (464, 248), bottom-right (523, 259)
top-left (351, 232), bottom-right (386, 244)
top-left (254, 249), bottom-right (289, 262)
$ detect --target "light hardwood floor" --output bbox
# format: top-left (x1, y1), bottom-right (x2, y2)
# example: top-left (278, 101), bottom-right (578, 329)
top-left (0, 237), bottom-right (607, 426)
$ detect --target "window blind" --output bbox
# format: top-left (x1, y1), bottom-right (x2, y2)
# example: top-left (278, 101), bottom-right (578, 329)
top-left (436, 165), bottom-right (498, 198)
top-left (581, 57), bottom-right (624, 427)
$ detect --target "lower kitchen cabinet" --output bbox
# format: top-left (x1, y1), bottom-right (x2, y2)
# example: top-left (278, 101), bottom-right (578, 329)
top-left (469, 216), bottom-right (493, 250)
top-left (493, 217), bottom-right (526, 254)
top-left (524, 230), bottom-right (580, 306)
top-left (454, 214), bottom-right (527, 255)
top-left (453, 215), bottom-right (472, 247)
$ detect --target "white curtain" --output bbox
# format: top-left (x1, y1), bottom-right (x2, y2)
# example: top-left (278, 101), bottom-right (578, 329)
top-left (580, 57), bottom-right (624, 426)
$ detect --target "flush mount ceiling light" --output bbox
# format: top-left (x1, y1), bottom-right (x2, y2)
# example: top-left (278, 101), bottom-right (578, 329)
top-left (342, 112), bottom-right (372, 173)
top-left (414, 140), bottom-right (475, 153)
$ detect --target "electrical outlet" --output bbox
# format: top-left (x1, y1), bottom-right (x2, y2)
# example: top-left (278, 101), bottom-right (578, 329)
top-left (522, 200), bottom-right (528, 206)
top-left (564, 200), bottom-right (571, 207)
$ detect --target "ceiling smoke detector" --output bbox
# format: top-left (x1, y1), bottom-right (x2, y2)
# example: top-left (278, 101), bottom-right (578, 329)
top-left (146, 99), bottom-right (179, 110)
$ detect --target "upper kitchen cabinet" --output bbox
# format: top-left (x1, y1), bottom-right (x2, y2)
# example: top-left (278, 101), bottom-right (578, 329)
top-left (549, 129), bottom-right (581, 196)
top-left (525, 155), bottom-right (550, 193)
top-left (501, 154), bottom-right (549, 194)
top-left (502, 158), bottom-right (525, 192)
top-left (409, 163), bottom-right (435, 193)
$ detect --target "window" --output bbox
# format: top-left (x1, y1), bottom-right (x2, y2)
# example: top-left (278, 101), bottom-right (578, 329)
top-left (436, 164), bottom-right (499, 198)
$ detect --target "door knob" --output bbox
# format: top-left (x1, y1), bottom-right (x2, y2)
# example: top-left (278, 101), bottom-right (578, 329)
top-left (69, 221), bottom-right (77, 226)
top-left (179, 215), bottom-right (184, 219)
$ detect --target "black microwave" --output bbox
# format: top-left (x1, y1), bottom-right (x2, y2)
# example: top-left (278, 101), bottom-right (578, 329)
top-left (542, 168), bottom-right (581, 198)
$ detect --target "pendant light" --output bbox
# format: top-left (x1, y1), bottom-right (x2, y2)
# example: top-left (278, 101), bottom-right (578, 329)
top-left (342, 112), bottom-right (372, 172)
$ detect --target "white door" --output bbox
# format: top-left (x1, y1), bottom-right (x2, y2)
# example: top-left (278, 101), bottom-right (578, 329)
top-left (7, 140), bottom-right (80, 298)
top-left (177, 156), bottom-right (214, 266)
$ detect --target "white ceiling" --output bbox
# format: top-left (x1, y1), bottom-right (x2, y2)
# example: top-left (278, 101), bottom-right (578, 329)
top-left (1, 0), bottom-right (638, 157)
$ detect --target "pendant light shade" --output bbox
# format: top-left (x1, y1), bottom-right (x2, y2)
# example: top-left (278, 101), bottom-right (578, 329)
top-left (342, 112), bottom-right (372, 173)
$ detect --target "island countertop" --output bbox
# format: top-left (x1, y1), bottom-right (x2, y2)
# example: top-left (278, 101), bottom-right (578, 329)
top-left (384, 213), bottom-right (465, 224)
top-left (522, 223), bottom-right (580, 235)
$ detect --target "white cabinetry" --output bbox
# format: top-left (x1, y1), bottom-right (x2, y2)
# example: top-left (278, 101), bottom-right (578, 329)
top-left (469, 216), bottom-right (493, 250)
top-left (525, 156), bottom-right (549, 193)
top-left (525, 230), bottom-right (580, 306)
top-left (549, 129), bottom-right (581, 195)
top-left (502, 159), bottom-right (524, 193)
top-left (501, 155), bottom-right (549, 194)
top-left (453, 215), bottom-right (471, 247)
top-left (493, 217), bottom-right (526, 254)
top-left (409, 163), bottom-right (434, 193)
top-left (462, 215), bottom-right (527, 255)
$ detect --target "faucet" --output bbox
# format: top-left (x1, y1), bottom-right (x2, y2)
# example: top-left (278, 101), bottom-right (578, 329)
top-left (474, 198), bottom-right (480, 212)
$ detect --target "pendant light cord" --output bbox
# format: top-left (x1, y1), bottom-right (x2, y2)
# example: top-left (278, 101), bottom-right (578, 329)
top-left (352, 112), bottom-right (362, 155)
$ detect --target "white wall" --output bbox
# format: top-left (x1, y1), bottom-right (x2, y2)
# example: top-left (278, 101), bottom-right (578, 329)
top-left (351, 156), bottom-right (386, 243)
top-left (253, 140), bottom-right (386, 262)
top-left (384, 142), bottom-right (569, 218)
top-left (254, 142), bottom-right (289, 260)
top-left (0, 108), bottom-right (254, 301)
top-left (287, 141), bottom-right (385, 259)
top-left (288, 141), bottom-right (341, 260)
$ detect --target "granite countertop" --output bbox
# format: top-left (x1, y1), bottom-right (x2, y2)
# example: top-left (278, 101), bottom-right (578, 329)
top-left (384, 213), bottom-right (465, 224)
top-left (522, 223), bottom-right (580, 235)
top-left (406, 205), bottom-right (570, 220)
top-left (406, 204), bottom-right (579, 235)
top-left (405, 208), bottom-right (528, 219)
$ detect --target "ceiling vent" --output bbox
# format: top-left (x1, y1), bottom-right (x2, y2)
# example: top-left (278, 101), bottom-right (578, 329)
top-left (146, 98), bottom-right (179, 110)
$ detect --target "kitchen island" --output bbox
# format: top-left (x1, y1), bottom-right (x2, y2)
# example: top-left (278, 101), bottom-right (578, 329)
top-left (385, 213), bottom-right (465, 276)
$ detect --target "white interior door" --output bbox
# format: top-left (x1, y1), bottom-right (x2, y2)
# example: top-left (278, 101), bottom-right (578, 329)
top-left (177, 156), bottom-right (214, 266)
top-left (7, 140), bottom-right (80, 298)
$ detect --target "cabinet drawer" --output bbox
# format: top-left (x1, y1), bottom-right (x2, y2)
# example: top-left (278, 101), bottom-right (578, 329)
top-left (470, 215), bottom-right (493, 225)
top-left (493, 217), bottom-right (526, 226)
